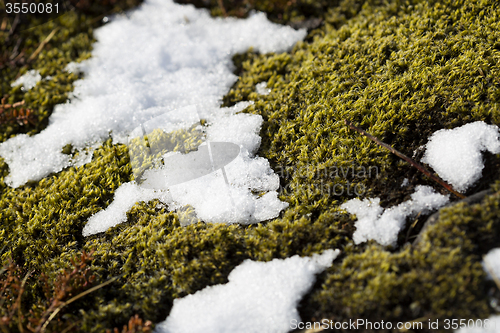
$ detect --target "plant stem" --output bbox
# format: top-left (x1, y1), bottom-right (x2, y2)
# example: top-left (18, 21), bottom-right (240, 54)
top-left (217, 0), bottom-right (227, 16)
top-left (345, 120), bottom-right (466, 199)
top-left (40, 276), bottom-right (120, 333)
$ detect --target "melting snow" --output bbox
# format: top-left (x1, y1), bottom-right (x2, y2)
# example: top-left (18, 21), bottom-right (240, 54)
top-left (11, 69), bottom-right (42, 90)
top-left (0, 0), bottom-right (305, 188)
top-left (422, 121), bottom-right (500, 193)
top-left (255, 81), bottom-right (271, 95)
top-left (341, 185), bottom-right (449, 247)
top-left (155, 249), bottom-right (340, 333)
top-left (83, 104), bottom-right (288, 236)
top-left (482, 248), bottom-right (500, 281)
top-left (82, 183), bottom-right (166, 236)
top-left (0, 0), bottom-right (305, 232)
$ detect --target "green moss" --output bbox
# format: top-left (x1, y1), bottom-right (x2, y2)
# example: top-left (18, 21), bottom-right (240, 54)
top-left (174, 0), bottom-right (370, 26)
top-left (226, 0), bottom-right (500, 209)
top-left (302, 188), bottom-right (500, 327)
top-left (75, 203), bottom-right (348, 331)
top-left (2, 0), bottom-right (500, 331)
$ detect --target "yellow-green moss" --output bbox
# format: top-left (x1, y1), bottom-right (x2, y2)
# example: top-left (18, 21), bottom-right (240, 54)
top-left (226, 0), bottom-right (500, 209)
top-left (302, 188), bottom-right (500, 329)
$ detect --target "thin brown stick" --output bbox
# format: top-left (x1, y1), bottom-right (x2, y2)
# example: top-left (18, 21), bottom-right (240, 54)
top-left (39, 276), bottom-right (120, 333)
top-left (345, 120), bottom-right (466, 199)
top-left (1, 17), bottom-right (8, 31)
top-left (16, 271), bottom-right (32, 333)
top-left (28, 28), bottom-right (58, 63)
top-left (217, 0), bottom-right (227, 17)
top-left (10, 37), bottom-right (23, 60)
top-left (59, 321), bottom-right (78, 333)
top-left (8, 13), bottom-right (20, 38)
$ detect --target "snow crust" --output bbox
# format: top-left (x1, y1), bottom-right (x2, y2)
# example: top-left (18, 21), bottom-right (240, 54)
top-left (341, 185), bottom-right (449, 247)
top-left (255, 81), bottom-right (271, 95)
top-left (83, 105), bottom-right (288, 235)
top-left (11, 69), bottom-right (41, 90)
top-left (155, 249), bottom-right (340, 333)
top-left (482, 248), bottom-right (500, 281)
top-left (82, 182), bottom-right (168, 236)
top-left (422, 121), bottom-right (500, 193)
top-left (0, 0), bottom-right (306, 188)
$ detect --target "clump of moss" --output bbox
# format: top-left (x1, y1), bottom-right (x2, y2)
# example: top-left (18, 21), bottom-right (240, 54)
top-left (225, 0), bottom-right (500, 210)
top-left (300, 187), bottom-right (500, 329)
top-left (76, 203), bottom-right (348, 331)
top-left (174, 0), bottom-right (364, 26)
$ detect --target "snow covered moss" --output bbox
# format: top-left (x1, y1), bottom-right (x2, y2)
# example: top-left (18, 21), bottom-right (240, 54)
top-left (0, 139), bottom-right (348, 331)
top-left (222, 0), bottom-right (500, 326)
top-left (0, 1), bottom-right (143, 142)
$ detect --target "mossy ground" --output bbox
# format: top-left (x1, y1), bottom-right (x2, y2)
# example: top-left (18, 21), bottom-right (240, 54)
top-left (1, 0), bottom-right (500, 332)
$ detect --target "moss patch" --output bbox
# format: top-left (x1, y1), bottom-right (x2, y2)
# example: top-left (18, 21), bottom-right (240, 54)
top-left (301, 187), bottom-right (500, 329)
top-left (174, 0), bottom-right (370, 27)
top-left (226, 0), bottom-right (500, 207)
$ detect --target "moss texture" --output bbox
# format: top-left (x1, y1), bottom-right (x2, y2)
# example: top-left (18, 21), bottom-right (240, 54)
top-left (1, 0), bottom-right (500, 331)
top-left (174, 0), bottom-right (372, 28)
top-left (301, 186), bottom-right (500, 329)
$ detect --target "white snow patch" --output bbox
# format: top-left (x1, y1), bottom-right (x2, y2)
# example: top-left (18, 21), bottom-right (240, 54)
top-left (422, 121), bottom-right (500, 193)
top-left (163, 153), bottom-right (287, 225)
top-left (256, 81), bottom-right (271, 95)
top-left (155, 249), bottom-right (340, 333)
top-left (64, 61), bottom-right (86, 74)
top-left (83, 103), bottom-right (288, 235)
top-left (11, 69), bottom-right (42, 90)
top-left (341, 185), bottom-right (449, 247)
top-left (50, 0), bottom-right (303, 235)
top-left (0, 0), bottom-right (306, 188)
top-left (82, 182), bottom-right (170, 236)
top-left (482, 248), bottom-right (500, 281)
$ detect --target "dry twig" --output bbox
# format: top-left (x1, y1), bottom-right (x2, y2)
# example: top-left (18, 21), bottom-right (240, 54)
top-left (28, 28), bottom-right (59, 62)
top-left (345, 120), bottom-right (466, 199)
top-left (217, 0), bottom-right (227, 16)
top-left (0, 97), bottom-right (35, 126)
